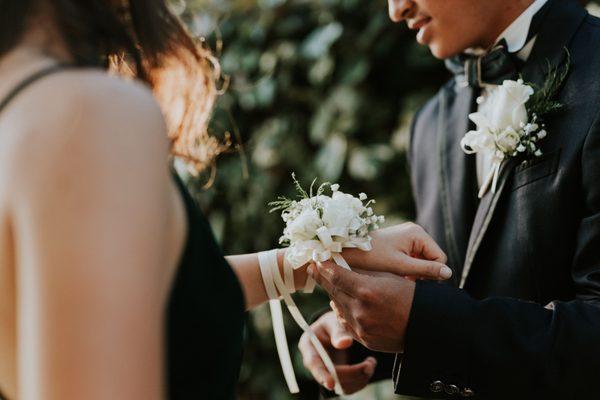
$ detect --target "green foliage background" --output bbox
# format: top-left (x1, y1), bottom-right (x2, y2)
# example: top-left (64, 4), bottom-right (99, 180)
top-left (175, 0), bottom-right (448, 398)
top-left (173, 0), bottom-right (600, 398)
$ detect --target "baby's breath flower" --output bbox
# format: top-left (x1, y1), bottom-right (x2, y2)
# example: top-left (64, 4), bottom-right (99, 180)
top-left (537, 130), bottom-right (547, 139)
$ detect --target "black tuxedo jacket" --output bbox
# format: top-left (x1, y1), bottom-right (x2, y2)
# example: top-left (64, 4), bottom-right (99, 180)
top-left (389, 0), bottom-right (600, 398)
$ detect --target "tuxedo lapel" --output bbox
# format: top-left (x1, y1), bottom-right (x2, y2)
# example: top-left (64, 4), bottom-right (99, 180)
top-left (459, 0), bottom-right (587, 289)
top-left (460, 159), bottom-right (517, 288)
top-left (437, 83), bottom-right (478, 284)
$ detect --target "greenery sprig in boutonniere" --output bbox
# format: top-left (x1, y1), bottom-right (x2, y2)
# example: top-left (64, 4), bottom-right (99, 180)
top-left (461, 52), bottom-right (570, 198)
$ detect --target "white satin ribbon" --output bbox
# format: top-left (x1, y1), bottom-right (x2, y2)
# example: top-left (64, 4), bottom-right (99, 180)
top-left (286, 226), bottom-right (372, 272)
top-left (258, 251), bottom-right (299, 393)
top-left (258, 249), bottom-right (344, 395)
top-left (478, 160), bottom-right (501, 198)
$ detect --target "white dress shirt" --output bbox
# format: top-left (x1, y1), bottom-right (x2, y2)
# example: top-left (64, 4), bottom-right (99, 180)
top-left (475, 0), bottom-right (548, 188)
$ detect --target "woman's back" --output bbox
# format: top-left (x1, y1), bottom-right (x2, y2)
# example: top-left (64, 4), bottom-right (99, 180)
top-left (0, 49), bottom-right (188, 399)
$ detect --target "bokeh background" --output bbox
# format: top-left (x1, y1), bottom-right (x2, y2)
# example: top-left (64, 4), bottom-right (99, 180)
top-left (174, 1), bottom-right (600, 399)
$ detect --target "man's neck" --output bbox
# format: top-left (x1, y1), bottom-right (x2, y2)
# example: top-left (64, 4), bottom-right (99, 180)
top-left (479, 0), bottom-right (536, 49)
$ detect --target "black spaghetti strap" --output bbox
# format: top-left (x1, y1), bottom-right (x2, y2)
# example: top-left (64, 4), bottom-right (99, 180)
top-left (0, 63), bottom-right (72, 115)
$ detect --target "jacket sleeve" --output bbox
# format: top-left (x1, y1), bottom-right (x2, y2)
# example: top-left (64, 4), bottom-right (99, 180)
top-left (393, 112), bottom-right (600, 399)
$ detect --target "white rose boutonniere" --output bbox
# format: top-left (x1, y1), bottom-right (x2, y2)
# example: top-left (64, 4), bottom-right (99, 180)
top-left (461, 56), bottom-right (570, 198)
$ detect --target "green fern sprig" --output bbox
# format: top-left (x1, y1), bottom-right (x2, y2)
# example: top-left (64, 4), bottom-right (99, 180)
top-left (269, 173), bottom-right (328, 213)
top-left (291, 172), bottom-right (309, 199)
top-left (527, 49), bottom-right (571, 118)
top-left (268, 196), bottom-right (295, 213)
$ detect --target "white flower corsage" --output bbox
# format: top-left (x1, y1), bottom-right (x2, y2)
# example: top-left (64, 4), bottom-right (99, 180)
top-left (256, 174), bottom-right (384, 395)
top-left (271, 174), bottom-right (384, 270)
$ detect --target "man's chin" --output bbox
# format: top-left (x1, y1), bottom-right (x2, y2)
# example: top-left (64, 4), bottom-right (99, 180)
top-left (427, 41), bottom-right (465, 60)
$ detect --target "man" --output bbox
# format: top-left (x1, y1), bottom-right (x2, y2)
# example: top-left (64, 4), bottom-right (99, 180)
top-left (299, 0), bottom-right (600, 398)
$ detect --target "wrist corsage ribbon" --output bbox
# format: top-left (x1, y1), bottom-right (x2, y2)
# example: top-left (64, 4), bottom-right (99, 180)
top-left (258, 175), bottom-right (384, 394)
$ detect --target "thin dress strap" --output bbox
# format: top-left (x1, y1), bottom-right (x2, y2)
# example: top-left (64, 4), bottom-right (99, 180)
top-left (0, 63), bottom-right (72, 116)
top-left (0, 62), bottom-right (71, 400)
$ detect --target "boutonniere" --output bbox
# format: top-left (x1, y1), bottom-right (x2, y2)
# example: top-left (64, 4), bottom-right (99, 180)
top-left (461, 55), bottom-right (570, 198)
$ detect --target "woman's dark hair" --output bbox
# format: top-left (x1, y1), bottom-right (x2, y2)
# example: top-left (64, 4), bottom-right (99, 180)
top-left (0, 0), bottom-right (226, 173)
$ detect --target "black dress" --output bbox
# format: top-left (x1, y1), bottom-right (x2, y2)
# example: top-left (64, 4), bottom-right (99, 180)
top-left (0, 65), bottom-right (245, 400)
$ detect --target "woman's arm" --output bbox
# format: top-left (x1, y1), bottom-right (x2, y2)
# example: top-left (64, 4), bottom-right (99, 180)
top-left (226, 251), bottom-right (310, 309)
top-left (227, 222), bottom-right (451, 310)
top-left (9, 73), bottom-right (176, 400)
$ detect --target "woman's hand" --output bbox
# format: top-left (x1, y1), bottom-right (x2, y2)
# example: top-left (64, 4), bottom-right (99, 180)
top-left (299, 310), bottom-right (377, 394)
top-left (342, 222), bottom-right (452, 280)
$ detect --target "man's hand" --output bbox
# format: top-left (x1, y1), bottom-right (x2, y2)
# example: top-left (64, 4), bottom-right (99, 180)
top-left (343, 222), bottom-right (452, 281)
top-left (309, 261), bottom-right (416, 353)
top-left (299, 310), bottom-right (377, 394)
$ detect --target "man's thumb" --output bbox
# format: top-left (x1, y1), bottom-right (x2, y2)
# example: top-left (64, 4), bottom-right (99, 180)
top-left (331, 325), bottom-right (353, 350)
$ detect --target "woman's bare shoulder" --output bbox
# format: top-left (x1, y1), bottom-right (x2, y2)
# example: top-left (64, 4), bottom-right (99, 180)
top-left (20, 68), bottom-right (167, 146)
top-left (2, 69), bottom-right (171, 192)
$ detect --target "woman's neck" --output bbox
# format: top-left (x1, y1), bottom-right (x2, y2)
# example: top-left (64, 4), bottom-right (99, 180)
top-left (0, 12), bottom-right (71, 73)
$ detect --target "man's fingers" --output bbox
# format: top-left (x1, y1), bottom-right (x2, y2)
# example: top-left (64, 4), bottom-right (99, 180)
top-left (336, 357), bottom-right (378, 394)
top-left (337, 357), bottom-right (377, 379)
top-left (330, 301), bottom-right (362, 349)
top-left (299, 335), bottom-right (335, 391)
top-left (329, 301), bottom-right (354, 349)
top-left (400, 255), bottom-right (452, 280)
top-left (330, 300), bottom-right (345, 319)
top-left (309, 355), bottom-right (335, 390)
top-left (313, 261), bottom-right (364, 298)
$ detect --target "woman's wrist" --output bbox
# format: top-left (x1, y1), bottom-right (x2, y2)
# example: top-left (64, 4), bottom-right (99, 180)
top-left (341, 247), bottom-right (367, 269)
top-left (275, 248), bottom-right (310, 292)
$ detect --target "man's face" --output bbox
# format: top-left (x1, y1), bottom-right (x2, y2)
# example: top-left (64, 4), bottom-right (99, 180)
top-left (388, 0), bottom-right (506, 59)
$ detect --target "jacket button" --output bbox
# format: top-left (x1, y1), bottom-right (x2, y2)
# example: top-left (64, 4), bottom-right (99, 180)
top-left (430, 380), bottom-right (444, 393)
top-left (461, 387), bottom-right (475, 397)
top-left (445, 384), bottom-right (459, 395)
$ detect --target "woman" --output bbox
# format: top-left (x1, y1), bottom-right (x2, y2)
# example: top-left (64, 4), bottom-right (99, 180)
top-left (0, 1), bottom-right (450, 399)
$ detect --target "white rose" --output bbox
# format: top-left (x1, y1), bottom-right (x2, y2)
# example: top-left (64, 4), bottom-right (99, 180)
top-left (495, 127), bottom-right (520, 153)
top-left (322, 191), bottom-right (363, 231)
top-left (467, 80), bottom-right (533, 135)
top-left (487, 79), bottom-right (534, 131)
top-left (285, 208), bottom-right (322, 242)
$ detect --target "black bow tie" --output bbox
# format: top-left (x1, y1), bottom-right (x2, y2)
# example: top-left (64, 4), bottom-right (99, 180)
top-left (445, 40), bottom-right (521, 89)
